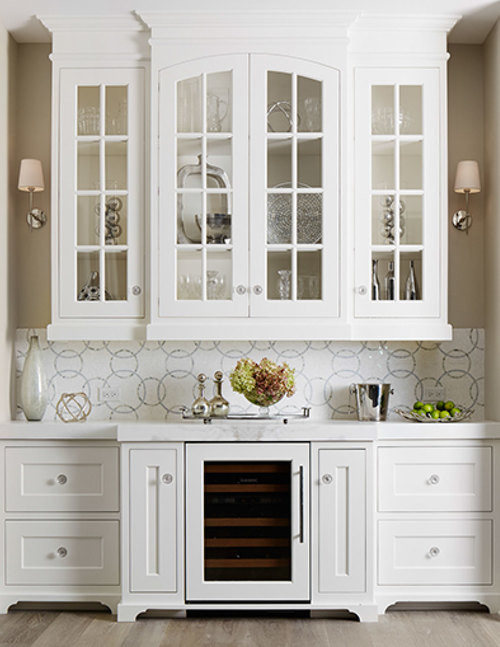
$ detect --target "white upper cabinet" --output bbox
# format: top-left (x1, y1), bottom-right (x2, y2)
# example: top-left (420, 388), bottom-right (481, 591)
top-left (58, 69), bottom-right (145, 321)
top-left (154, 53), bottom-right (340, 339)
top-left (42, 11), bottom-right (457, 341)
top-left (250, 56), bottom-right (339, 320)
top-left (158, 55), bottom-right (250, 319)
top-left (351, 66), bottom-right (451, 339)
top-left (42, 15), bottom-right (149, 341)
top-left (355, 69), bottom-right (440, 317)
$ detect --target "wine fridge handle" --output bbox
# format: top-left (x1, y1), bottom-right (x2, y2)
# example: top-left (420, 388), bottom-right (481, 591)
top-left (299, 465), bottom-right (304, 544)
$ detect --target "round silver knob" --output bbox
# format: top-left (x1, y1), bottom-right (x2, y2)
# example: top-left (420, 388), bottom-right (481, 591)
top-left (428, 474), bottom-right (440, 485)
top-left (429, 546), bottom-right (440, 558)
top-left (131, 285), bottom-right (142, 296)
top-left (253, 285), bottom-right (263, 295)
top-left (322, 474), bottom-right (333, 485)
top-left (162, 473), bottom-right (173, 485)
top-left (235, 285), bottom-right (247, 295)
top-left (56, 474), bottom-right (68, 485)
top-left (56, 546), bottom-right (68, 558)
top-left (357, 286), bottom-right (368, 296)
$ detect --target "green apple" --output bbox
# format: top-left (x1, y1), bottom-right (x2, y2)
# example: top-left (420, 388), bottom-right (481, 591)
top-left (413, 401), bottom-right (424, 410)
top-left (439, 410), bottom-right (451, 419)
top-left (430, 410), bottom-right (441, 419)
top-left (444, 400), bottom-right (455, 411)
top-left (422, 403), bottom-right (434, 414)
top-left (436, 400), bottom-right (445, 411)
top-left (450, 407), bottom-right (462, 417)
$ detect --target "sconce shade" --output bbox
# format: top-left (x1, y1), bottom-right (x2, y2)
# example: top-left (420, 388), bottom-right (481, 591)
top-left (18, 159), bottom-right (44, 192)
top-left (454, 160), bottom-right (481, 194)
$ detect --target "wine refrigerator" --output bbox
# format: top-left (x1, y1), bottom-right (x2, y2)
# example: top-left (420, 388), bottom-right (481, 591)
top-left (186, 443), bottom-right (310, 602)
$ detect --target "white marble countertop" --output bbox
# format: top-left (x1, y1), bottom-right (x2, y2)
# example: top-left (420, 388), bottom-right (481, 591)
top-left (0, 419), bottom-right (500, 442)
top-left (0, 421), bottom-right (118, 440)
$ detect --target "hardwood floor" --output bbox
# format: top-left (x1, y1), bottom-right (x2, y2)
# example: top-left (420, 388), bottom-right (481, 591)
top-left (0, 608), bottom-right (500, 646)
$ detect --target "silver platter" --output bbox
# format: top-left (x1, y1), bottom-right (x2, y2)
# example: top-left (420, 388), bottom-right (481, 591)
top-left (267, 183), bottom-right (322, 244)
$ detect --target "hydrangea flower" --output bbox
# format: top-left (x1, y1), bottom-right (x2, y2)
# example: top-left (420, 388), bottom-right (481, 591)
top-left (229, 357), bottom-right (295, 407)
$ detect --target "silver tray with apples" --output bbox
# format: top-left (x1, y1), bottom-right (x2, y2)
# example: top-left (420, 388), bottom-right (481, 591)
top-left (395, 400), bottom-right (473, 423)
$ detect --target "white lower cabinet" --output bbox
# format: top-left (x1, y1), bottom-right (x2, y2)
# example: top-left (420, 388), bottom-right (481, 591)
top-left (378, 519), bottom-right (492, 586)
top-left (0, 442), bottom-right (121, 614)
top-left (5, 434), bottom-right (500, 622)
top-left (118, 443), bottom-right (184, 621)
top-left (376, 441), bottom-right (500, 614)
top-left (118, 440), bottom-right (376, 622)
top-left (6, 520), bottom-right (119, 586)
top-left (129, 448), bottom-right (181, 592)
top-left (314, 447), bottom-right (367, 594)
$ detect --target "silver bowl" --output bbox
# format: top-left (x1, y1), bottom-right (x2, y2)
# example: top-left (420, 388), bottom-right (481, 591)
top-left (200, 213), bottom-right (231, 243)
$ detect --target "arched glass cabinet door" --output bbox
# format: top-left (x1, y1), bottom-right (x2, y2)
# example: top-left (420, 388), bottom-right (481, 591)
top-left (249, 55), bottom-right (340, 319)
top-left (158, 54), bottom-right (249, 318)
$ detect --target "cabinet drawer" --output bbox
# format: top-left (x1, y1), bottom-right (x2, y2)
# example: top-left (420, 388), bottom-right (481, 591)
top-left (378, 446), bottom-right (492, 512)
top-left (5, 446), bottom-right (119, 512)
top-left (5, 520), bottom-right (119, 585)
top-left (378, 520), bottom-right (492, 586)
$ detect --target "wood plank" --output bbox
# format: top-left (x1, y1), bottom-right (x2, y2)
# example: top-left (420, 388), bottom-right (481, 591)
top-left (0, 611), bottom-right (58, 644)
top-left (204, 537), bottom-right (289, 547)
top-left (205, 517), bottom-right (289, 526)
top-left (204, 464), bottom-right (289, 473)
top-left (0, 609), bottom-right (497, 647)
top-left (205, 558), bottom-right (289, 568)
top-left (204, 484), bottom-right (289, 492)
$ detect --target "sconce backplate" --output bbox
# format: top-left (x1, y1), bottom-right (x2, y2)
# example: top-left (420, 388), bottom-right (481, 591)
top-left (27, 208), bottom-right (47, 230)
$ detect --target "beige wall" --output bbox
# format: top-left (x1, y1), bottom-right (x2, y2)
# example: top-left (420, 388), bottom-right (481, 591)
top-left (447, 45), bottom-right (485, 328)
top-left (484, 22), bottom-right (500, 420)
top-left (15, 44), bottom-right (51, 329)
top-left (0, 24), bottom-right (17, 419)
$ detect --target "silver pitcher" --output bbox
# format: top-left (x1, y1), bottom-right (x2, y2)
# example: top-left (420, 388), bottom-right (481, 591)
top-left (350, 383), bottom-right (394, 421)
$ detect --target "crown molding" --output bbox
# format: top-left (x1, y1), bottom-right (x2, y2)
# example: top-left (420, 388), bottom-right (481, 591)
top-left (38, 14), bottom-right (147, 34)
top-left (138, 10), bottom-right (358, 39)
top-left (351, 13), bottom-right (461, 34)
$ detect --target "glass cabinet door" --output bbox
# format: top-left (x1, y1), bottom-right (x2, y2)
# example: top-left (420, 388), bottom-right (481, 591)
top-left (158, 55), bottom-right (249, 317)
top-left (250, 56), bottom-right (339, 318)
top-left (59, 68), bottom-right (144, 318)
top-left (354, 68), bottom-right (440, 318)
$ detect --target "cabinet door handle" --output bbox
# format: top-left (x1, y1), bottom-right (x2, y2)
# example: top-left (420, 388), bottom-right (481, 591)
top-left (299, 465), bottom-right (304, 544)
top-left (428, 474), bottom-right (440, 485)
top-left (429, 546), bottom-right (440, 558)
top-left (56, 546), bottom-right (68, 558)
top-left (357, 286), bottom-right (368, 296)
top-left (131, 285), bottom-right (142, 296)
top-left (162, 473), bottom-right (173, 485)
top-left (56, 474), bottom-right (68, 485)
top-left (322, 473), bottom-right (333, 485)
top-left (235, 284), bottom-right (247, 295)
top-left (253, 285), bottom-right (263, 296)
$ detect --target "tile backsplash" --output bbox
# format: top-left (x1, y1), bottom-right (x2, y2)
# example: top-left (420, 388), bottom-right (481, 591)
top-left (15, 328), bottom-right (484, 422)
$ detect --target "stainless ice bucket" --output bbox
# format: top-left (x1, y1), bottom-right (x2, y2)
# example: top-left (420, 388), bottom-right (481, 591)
top-left (350, 383), bottom-right (394, 421)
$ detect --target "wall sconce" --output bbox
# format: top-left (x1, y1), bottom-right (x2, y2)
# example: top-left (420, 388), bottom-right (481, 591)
top-left (18, 158), bottom-right (46, 231)
top-left (452, 160), bottom-right (481, 234)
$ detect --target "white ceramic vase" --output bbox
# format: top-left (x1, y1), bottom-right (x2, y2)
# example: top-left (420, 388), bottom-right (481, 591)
top-left (20, 335), bottom-right (48, 421)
